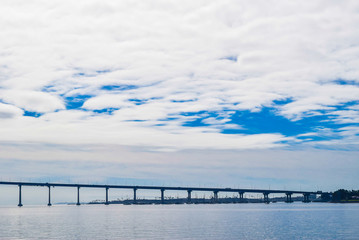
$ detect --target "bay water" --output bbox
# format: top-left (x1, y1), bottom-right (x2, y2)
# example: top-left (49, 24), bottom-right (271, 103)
top-left (0, 203), bottom-right (358, 240)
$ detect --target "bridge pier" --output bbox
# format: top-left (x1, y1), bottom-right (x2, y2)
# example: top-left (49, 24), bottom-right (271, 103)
top-left (18, 185), bottom-right (23, 207)
top-left (213, 191), bottom-right (218, 203)
top-left (187, 190), bottom-right (192, 204)
top-left (48, 186), bottom-right (52, 206)
top-left (76, 186), bottom-right (81, 206)
top-left (303, 193), bottom-right (310, 203)
top-left (161, 189), bottom-right (165, 204)
top-left (133, 188), bottom-right (137, 204)
top-left (285, 193), bottom-right (293, 203)
top-left (239, 191), bottom-right (244, 202)
top-left (263, 193), bottom-right (270, 204)
top-left (105, 187), bottom-right (109, 205)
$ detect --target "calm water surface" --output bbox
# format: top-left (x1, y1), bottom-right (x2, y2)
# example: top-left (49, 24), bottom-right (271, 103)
top-left (0, 203), bottom-right (358, 240)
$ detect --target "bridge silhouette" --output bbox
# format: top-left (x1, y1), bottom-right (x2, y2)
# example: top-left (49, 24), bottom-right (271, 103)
top-left (0, 181), bottom-right (322, 206)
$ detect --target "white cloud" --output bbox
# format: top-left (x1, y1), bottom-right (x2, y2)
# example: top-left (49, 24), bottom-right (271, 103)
top-left (82, 94), bottom-right (133, 110)
top-left (0, 102), bottom-right (23, 118)
top-left (0, 112), bottom-right (289, 150)
top-left (0, 0), bottom-right (359, 150)
top-left (0, 90), bottom-right (65, 112)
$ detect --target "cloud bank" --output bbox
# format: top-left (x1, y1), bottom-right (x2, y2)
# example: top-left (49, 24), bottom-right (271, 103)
top-left (1, 0), bottom-right (359, 151)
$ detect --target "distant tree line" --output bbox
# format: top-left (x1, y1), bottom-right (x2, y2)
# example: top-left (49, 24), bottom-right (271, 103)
top-left (332, 189), bottom-right (359, 202)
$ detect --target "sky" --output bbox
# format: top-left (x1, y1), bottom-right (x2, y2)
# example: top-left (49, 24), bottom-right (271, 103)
top-left (0, 0), bottom-right (359, 203)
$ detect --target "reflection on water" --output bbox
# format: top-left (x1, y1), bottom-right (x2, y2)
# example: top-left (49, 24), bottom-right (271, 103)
top-left (0, 203), bottom-right (358, 240)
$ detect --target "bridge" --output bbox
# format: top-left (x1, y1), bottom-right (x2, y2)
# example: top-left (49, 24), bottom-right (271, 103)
top-left (0, 181), bottom-right (321, 206)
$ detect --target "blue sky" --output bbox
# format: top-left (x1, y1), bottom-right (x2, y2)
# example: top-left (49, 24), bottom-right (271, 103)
top-left (0, 0), bottom-right (359, 198)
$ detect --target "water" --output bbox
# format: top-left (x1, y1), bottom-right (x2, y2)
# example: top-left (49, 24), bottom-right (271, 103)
top-left (0, 203), bottom-right (358, 240)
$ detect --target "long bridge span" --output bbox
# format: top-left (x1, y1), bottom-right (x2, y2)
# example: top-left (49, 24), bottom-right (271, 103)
top-left (0, 181), bottom-right (322, 206)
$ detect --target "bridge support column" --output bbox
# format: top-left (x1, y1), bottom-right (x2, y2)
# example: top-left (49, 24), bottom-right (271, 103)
top-left (285, 193), bottom-right (293, 203)
top-left (76, 186), bottom-right (81, 206)
top-left (105, 187), bottom-right (109, 205)
top-left (303, 193), bottom-right (310, 203)
top-left (133, 188), bottom-right (137, 204)
top-left (239, 192), bottom-right (244, 202)
top-left (18, 185), bottom-right (23, 207)
top-left (263, 193), bottom-right (270, 204)
top-left (161, 189), bottom-right (165, 204)
top-left (187, 190), bottom-right (192, 204)
top-left (48, 186), bottom-right (52, 206)
top-left (213, 191), bottom-right (218, 203)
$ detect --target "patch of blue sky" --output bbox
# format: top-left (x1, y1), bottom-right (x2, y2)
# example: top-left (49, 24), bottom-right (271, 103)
top-left (73, 72), bottom-right (86, 77)
top-left (93, 108), bottom-right (118, 115)
top-left (181, 111), bottom-right (212, 128)
top-left (181, 106), bottom-right (357, 139)
top-left (101, 85), bottom-right (138, 91)
top-left (128, 98), bottom-right (147, 105)
top-left (272, 98), bottom-right (294, 105)
top-left (332, 100), bottom-right (359, 110)
top-left (64, 95), bottom-right (92, 110)
top-left (72, 69), bottom-right (112, 78)
top-left (96, 69), bottom-right (111, 74)
top-left (222, 55), bottom-right (238, 62)
top-left (23, 111), bottom-right (42, 118)
top-left (160, 117), bottom-right (179, 121)
top-left (41, 85), bottom-right (58, 93)
top-left (153, 123), bottom-right (166, 127)
top-left (333, 79), bottom-right (359, 86)
top-left (128, 97), bottom-right (163, 105)
top-left (171, 99), bottom-right (196, 103)
top-left (226, 108), bottom-right (336, 136)
top-left (128, 119), bottom-right (146, 122)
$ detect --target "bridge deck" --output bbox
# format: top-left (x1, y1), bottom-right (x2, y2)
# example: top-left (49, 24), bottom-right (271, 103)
top-left (0, 181), bottom-right (319, 195)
